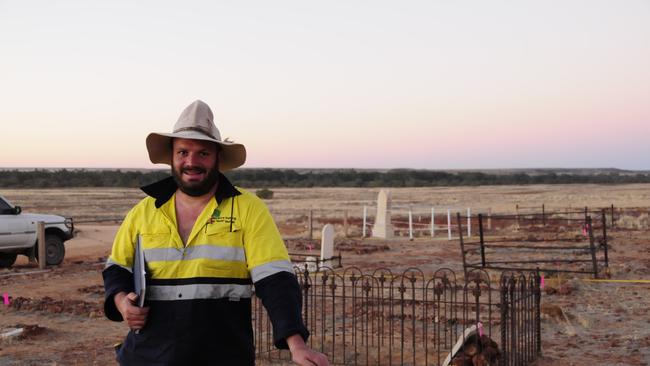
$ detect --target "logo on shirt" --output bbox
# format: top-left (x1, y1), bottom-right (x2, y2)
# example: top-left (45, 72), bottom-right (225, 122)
top-left (207, 208), bottom-right (236, 225)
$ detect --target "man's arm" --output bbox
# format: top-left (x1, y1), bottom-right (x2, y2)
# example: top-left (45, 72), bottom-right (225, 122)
top-left (254, 271), bottom-right (308, 348)
top-left (243, 193), bottom-right (328, 364)
top-left (102, 264), bottom-right (134, 321)
top-left (102, 206), bottom-right (145, 323)
top-left (254, 271), bottom-right (329, 366)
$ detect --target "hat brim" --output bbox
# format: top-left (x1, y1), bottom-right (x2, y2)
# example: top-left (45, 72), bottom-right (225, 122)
top-left (146, 131), bottom-right (246, 171)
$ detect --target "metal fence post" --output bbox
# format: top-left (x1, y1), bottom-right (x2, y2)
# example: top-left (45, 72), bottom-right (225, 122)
top-left (500, 276), bottom-right (509, 366)
top-left (535, 270), bottom-right (542, 358)
top-left (587, 216), bottom-right (598, 278)
top-left (457, 213), bottom-right (467, 278)
top-left (601, 210), bottom-right (609, 269)
top-left (510, 279), bottom-right (517, 366)
top-left (478, 214), bottom-right (485, 268)
top-left (302, 268), bottom-right (311, 328)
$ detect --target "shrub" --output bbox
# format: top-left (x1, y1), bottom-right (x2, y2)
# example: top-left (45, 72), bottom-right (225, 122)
top-left (256, 188), bottom-right (274, 199)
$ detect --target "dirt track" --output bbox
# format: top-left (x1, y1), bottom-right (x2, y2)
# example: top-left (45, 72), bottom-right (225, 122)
top-left (1, 185), bottom-right (650, 365)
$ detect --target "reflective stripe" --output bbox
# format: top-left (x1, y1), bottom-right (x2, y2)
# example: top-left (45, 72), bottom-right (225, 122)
top-left (250, 260), bottom-right (294, 282)
top-left (147, 283), bottom-right (252, 301)
top-left (105, 258), bottom-right (132, 272)
top-left (144, 245), bottom-right (246, 263)
top-left (0, 231), bottom-right (35, 235)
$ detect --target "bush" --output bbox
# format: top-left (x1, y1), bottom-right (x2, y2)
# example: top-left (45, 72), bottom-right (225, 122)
top-left (256, 188), bottom-right (274, 199)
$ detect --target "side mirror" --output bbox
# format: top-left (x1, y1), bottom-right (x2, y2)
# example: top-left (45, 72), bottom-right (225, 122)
top-left (13, 206), bottom-right (22, 215)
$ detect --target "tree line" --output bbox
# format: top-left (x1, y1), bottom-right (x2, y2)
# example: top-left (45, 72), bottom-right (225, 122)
top-left (1, 168), bottom-right (649, 188)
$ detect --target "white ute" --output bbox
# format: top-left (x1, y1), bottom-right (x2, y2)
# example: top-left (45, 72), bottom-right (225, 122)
top-left (0, 195), bottom-right (74, 268)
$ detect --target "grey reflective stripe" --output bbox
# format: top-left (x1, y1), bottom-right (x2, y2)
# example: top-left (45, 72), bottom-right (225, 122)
top-left (147, 283), bottom-right (252, 301)
top-left (143, 245), bottom-right (246, 263)
top-left (0, 231), bottom-right (35, 235)
top-left (105, 258), bottom-right (133, 272)
top-left (250, 260), bottom-right (294, 282)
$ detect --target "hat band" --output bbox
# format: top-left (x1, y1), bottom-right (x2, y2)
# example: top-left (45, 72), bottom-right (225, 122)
top-left (174, 127), bottom-right (217, 140)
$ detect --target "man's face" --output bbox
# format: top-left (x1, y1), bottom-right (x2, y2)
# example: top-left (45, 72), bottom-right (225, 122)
top-left (171, 138), bottom-right (220, 197)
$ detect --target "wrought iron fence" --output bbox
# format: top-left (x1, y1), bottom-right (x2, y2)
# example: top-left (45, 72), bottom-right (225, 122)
top-left (459, 209), bottom-right (610, 278)
top-left (253, 267), bottom-right (540, 366)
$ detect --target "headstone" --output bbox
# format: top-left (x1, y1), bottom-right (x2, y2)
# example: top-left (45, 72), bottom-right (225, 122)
top-left (372, 189), bottom-right (394, 238)
top-left (320, 224), bottom-right (335, 269)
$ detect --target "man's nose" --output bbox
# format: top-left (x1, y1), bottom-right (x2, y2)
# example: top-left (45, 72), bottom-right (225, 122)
top-left (185, 152), bottom-right (200, 166)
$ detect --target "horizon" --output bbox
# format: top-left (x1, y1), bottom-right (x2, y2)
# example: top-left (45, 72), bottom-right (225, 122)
top-left (2, 166), bottom-right (649, 174)
top-left (1, 1), bottom-right (649, 170)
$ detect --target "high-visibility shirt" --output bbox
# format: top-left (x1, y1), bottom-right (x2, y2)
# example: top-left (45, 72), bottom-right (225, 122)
top-left (102, 174), bottom-right (308, 365)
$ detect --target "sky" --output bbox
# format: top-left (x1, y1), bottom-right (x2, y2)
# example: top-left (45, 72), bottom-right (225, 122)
top-left (1, 1), bottom-right (648, 170)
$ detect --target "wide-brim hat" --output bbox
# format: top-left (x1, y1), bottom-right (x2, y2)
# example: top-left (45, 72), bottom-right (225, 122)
top-left (146, 100), bottom-right (246, 171)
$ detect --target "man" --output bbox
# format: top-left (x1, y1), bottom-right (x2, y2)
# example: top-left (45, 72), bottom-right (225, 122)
top-left (103, 100), bottom-right (329, 366)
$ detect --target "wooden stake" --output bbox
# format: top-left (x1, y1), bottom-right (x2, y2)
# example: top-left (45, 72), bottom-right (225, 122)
top-left (37, 221), bottom-right (46, 269)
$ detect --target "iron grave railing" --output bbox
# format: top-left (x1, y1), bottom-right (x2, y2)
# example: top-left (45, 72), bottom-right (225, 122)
top-left (253, 267), bottom-right (540, 366)
top-left (458, 210), bottom-right (610, 278)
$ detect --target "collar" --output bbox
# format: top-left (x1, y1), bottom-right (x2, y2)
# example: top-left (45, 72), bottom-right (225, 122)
top-left (140, 172), bottom-right (241, 208)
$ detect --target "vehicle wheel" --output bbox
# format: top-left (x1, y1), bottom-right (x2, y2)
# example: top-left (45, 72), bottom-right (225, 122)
top-left (0, 253), bottom-right (17, 268)
top-left (36, 235), bottom-right (65, 266)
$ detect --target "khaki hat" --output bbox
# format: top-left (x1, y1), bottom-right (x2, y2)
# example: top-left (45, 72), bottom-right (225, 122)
top-left (146, 100), bottom-right (246, 171)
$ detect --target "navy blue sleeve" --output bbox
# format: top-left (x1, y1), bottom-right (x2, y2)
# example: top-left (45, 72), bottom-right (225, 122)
top-left (102, 265), bottom-right (134, 322)
top-left (254, 271), bottom-right (309, 349)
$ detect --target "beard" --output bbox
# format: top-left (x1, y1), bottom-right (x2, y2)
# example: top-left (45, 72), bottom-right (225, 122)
top-left (172, 164), bottom-right (220, 197)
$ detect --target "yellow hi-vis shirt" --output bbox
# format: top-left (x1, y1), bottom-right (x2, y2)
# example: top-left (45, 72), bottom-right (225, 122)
top-left (106, 186), bottom-right (293, 301)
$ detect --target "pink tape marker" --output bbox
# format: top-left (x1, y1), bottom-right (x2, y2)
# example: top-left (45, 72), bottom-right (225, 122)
top-left (477, 322), bottom-right (484, 337)
top-left (2, 292), bottom-right (9, 306)
top-left (540, 275), bottom-right (545, 289)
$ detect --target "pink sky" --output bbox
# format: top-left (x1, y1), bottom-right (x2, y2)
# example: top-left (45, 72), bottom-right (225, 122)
top-left (1, 1), bottom-right (648, 170)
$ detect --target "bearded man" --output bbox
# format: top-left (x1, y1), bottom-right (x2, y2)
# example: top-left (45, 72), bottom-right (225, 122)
top-left (102, 100), bottom-right (328, 366)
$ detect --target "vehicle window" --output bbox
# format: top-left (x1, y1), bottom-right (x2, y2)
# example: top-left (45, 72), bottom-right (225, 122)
top-left (0, 198), bottom-right (12, 214)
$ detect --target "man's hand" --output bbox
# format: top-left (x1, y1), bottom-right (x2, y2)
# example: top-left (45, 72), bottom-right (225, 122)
top-left (114, 291), bottom-right (149, 330)
top-left (286, 334), bottom-right (329, 366)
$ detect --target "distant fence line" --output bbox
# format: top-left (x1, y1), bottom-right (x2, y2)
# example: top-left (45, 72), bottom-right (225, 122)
top-left (292, 203), bottom-right (626, 242)
top-left (72, 203), bottom-right (644, 241)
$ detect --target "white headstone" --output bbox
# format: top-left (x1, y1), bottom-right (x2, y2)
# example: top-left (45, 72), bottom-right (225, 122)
top-left (372, 189), bottom-right (394, 238)
top-left (320, 224), bottom-right (335, 269)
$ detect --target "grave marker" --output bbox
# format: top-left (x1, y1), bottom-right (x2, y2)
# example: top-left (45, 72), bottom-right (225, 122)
top-left (320, 224), bottom-right (335, 269)
top-left (372, 189), bottom-right (394, 238)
